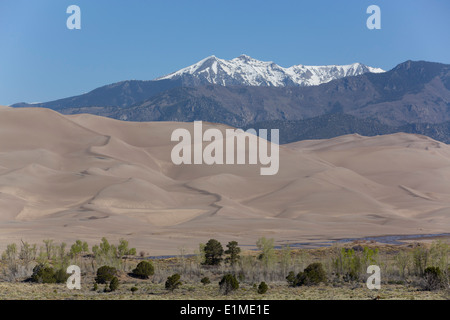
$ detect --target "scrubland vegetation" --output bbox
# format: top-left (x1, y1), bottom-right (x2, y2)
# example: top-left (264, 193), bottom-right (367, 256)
top-left (0, 236), bottom-right (448, 300)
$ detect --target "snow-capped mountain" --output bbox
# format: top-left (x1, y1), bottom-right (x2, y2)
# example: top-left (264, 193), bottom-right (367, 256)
top-left (157, 54), bottom-right (385, 87)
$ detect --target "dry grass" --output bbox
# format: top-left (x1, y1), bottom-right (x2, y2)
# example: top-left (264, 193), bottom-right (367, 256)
top-left (0, 281), bottom-right (447, 300)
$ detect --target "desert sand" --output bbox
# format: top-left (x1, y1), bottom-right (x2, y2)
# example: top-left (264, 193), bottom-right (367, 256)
top-left (0, 106), bottom-right (449, 255)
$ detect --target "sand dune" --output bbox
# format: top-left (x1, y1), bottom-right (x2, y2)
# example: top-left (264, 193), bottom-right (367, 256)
top-left (0, 107), bottom-right (449, 254)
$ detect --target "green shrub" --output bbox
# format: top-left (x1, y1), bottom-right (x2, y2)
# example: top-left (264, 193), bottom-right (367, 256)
top-left (343, 269), bottom-right (359, 282)
top-left (287, 263), bottom-right (327, 287)
top-left (201, 277), bottom-right (211, 285)
top-left (132, 261), bottom-right (154, 279)
top-left (93, 282), bottom-right (98, 291)
top-left (219, 274), bottom-right (239, 295)
top-left (95, 265), bottom-right (117, 284)
top-left (31, 264), bottom-right (56, 284)
top-left (109, 276), bottom-right (119, 292)
top-left (54, 268), bottom-right (69, 283)
top-left (387, 279), bottom-right (405, 285)
top-left (286, 271), bottom-right (297, 287)
top-left (299, 263), bottom-right (327, 286)
top-left (423, 266), bottom-right (444, 291)
top-left (165, 273), bottom-right (182, 292)
top-left (257, 281), bottom-right (268, 294)
top-left (131, 286), bottom-right (138, 294)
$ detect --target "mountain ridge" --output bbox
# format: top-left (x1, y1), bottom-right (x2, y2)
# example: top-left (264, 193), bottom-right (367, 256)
top-left (156, 54), bottom-right (385, 87)
top-left (108, 60), bottom-right (450, 127)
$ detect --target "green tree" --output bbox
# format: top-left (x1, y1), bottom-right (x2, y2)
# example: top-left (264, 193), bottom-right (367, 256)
top-left (98, 237), bottom-right (117, 258)
top-left (57, 242), bottom-right (67, 261)
top-left (19, 241), bottom-right (37, 269)
top-left (117, 238), bottom-right (136, 271)
top-left (70, 240), bottom-right (89, 262)
top-left (203, 239), bottom-right (224, 266)
top-left (54, 242), bottom-right (70, 270)
top-left (1, 243), bottom-right (18, 279)
top-left (332, 248), bottom-right (362, 281)
top-left (412, 246), bottom-right (429, 276)
top-left (92, 238), bottom-right (120, 268)
top-left (118, 239), bottom-right (136, 257)
top-left (362, 246), bottom-right (379, 267)
top-left (429, 241), bottom-right (449, 272)
top-left (43, 239), bottom-right (55, 260)
top-left (256, 237), bottom-right (276, 268)
top-left (195, 243), bottom-right (206, 265)
top-left (280, 245), bottom-right (292, 275)
top-left (36, 246), bottom-right (49, 265)
top-left (225, 241), bottom-right (241, 266)
top-left (394, 251), bottom-right (410, 278)
top-left (1, 243), bottom-right (17, 262)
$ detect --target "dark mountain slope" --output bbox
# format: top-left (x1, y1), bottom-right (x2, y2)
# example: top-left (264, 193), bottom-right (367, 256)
top-left (106, 61), bottom-right (450, 127)
top-left (12, 79), bottom-right (181, 110)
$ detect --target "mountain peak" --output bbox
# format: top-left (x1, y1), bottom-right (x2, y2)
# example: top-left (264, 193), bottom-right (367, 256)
top-left (393, 60), bottom-right (446, 70)
top-left (236, 54), bottom-right (253, 61)
top-left (157, 55), bottom-right (385, 87)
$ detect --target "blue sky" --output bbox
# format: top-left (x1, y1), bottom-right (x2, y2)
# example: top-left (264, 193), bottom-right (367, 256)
top-left (0, 0), bottom-right (449, 105)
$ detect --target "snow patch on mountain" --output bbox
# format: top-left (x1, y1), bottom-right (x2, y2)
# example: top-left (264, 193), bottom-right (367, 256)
top-left (157, 55), bottom-right (385, 87)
